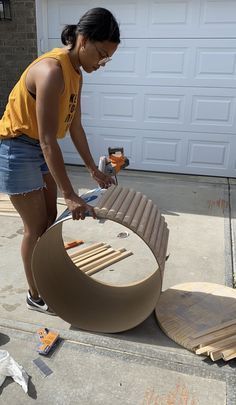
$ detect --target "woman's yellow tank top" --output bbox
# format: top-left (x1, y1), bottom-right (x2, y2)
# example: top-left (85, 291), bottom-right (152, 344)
top-left (0, 48), bottom-right (81, 139)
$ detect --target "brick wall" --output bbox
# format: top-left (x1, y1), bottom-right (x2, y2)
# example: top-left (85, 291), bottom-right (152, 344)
top-left (0, 0), bottom-right (37, 116)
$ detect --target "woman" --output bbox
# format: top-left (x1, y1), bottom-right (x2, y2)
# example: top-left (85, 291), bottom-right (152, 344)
top-left (0, 7), bottom-right (120, 314)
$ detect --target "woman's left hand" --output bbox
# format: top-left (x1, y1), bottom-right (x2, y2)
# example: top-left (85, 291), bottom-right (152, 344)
top-left (91, 168), bottom-right (115, 188)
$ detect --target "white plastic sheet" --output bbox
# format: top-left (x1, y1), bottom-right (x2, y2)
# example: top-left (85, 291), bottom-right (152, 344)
top-left (0, 350), bottom-right (28, 393)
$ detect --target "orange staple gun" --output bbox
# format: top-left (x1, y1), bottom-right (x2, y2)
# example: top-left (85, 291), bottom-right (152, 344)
top-left (37, 328), bottom-right (59, 355)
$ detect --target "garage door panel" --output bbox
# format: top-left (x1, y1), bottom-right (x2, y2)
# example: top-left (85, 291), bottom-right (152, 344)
top-left (48, 0), bottom-right (236, 38)
top-left (42, 0), bottom-right (236, 176)
top-left (82, 85), bottom-right (236, 135)
top-left (86, 39), bottom-right (236, 88)
top-left (47, 37), bottom-right (236, 89)
top-left (142, 136), bottom-right (182, 167)
top-left (187, 139), bottom-right (230, 169)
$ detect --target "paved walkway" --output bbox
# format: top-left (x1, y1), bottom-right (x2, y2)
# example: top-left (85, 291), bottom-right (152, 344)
top-left (0, 166), bottom-right (235, 404)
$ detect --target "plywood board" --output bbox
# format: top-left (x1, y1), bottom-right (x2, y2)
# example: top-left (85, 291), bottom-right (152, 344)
top-left (155, 282), bottom-right (236, 362)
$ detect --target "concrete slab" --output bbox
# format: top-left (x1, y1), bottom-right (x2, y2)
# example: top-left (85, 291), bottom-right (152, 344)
top-left (0, 326), bottom-right (229, 405)
top-left (0, 166), bottom-right (235, 404)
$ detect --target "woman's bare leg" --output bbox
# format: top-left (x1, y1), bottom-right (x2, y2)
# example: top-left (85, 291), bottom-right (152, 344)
top-left (10, 173), bottom-right (57, 300)
top-left (10, 189), bottom-right (49, 299)
top-left (43, 172), bottom-right (58, 227)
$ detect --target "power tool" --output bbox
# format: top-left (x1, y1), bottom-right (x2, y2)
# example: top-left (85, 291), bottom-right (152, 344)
top-left (98, 147), bottom-right (129, 184)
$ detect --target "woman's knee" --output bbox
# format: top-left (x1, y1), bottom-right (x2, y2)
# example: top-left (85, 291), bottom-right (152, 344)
top-left (23, 219), bottom-right (48, 240)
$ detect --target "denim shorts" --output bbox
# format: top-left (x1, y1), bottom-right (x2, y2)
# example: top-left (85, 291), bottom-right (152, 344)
top-left (0, 134), bottom-right (49, 195)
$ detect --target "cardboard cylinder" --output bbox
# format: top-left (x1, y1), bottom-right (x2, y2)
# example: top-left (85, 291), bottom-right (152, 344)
top-left (32, 186), bottom-right (169, 333)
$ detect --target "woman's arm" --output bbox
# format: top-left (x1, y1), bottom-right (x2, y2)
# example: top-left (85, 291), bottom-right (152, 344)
top-left (69, 79), bottom-right (114, 189)
top-left (34, 59), bottom-right (95, 219)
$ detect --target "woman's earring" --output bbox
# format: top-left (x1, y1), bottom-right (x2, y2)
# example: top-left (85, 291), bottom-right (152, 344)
top-left (81, 46), bottom-right (85, 51)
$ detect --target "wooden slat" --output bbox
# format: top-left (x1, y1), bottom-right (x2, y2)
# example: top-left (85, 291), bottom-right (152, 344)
top-left (136, 199), bottom-right (153, 237)
top-left (72, 245), bottom-right (110, 263)
top-left (86, 250), bottom-right (133, 276)
top-left (122, 192), bottom-right (142, 227)
top-left (97, 186), bottom-right (123, 215)
top-left (191, 324), bottom-right (236, 349)
top-left (106, 188), bottom-right (130, 219)
top-left (129, 196), bottom-right (148, 231)
top-left (69, 242), bottom-right (105, 259)
top-left (143, 205), bottom-right (158, 244)
top-left (114, 189), bottom-right (136, 222)
top-left (80, 248), bottom-right (127, 272)
top-left (191, 319), bottom-right (236, 339)
top-left (75, 248), bottom-right (115, 267)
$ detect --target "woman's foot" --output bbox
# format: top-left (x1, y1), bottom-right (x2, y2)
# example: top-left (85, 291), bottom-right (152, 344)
top-left (26, 291), bottom-right (55, 315)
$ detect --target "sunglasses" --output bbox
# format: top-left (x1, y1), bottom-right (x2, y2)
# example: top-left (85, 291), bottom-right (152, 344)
top-left (93, 43), bottom-right (112, 66)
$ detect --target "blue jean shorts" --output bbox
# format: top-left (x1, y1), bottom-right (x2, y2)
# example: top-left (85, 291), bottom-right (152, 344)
top-left (0, 134), bottom-right (49, 195)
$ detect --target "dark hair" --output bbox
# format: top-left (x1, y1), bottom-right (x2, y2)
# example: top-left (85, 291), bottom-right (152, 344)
top-left (61, 7), bottom-right (120, 50)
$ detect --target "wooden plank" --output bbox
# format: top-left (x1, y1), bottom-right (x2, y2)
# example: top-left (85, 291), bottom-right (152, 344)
top-left (86, 250), bottom-right (133, 276)
top-left (149, 211), bottom-right (161, 251)
top-left (191, 319), bottom-right (236, 339)
top-left (68, 242), bottom-right (105, 259)
top-left (72, 245), bottom-right (110, 262)
top-left (106, 188), bottom-right (130, 219)
top-left (75, 248), bottom-right (115, 267)
top-left (136, 199), bottom-right (153, 237)
top-left (80, 248), bottom-right (127, 272)
top-left (122, 192), bottom-right (142, 227)
top-left (129, 196), bottom-right (148, 231)
top-left (143, 205), bottom-right (158, 244)
top-left (195, 334), bottom-right (236, 355)
top-left (98, 186), bottom-right (123, 216)
top-left (114, 189), bottom-right (136, 222)
top-left (192, 324), bottom-right (236, 348)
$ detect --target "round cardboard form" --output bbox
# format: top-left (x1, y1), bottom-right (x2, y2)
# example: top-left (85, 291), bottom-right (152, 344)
top-left (32, 186), bottom-right (169, 333)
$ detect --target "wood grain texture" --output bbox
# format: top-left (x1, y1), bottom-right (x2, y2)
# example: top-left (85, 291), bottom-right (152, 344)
top-left (156, 282), bottom-right (236, 362)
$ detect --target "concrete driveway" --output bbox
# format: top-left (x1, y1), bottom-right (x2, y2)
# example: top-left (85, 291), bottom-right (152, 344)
top-left (0, 166), bottom-right (235, 404)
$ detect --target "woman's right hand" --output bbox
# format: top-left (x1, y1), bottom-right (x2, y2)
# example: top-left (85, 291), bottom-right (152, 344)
top-left (64, 191), bottom-right (96, 220)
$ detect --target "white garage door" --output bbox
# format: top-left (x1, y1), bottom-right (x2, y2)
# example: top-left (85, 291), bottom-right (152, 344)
top-left (36, 0), bottom-right (236, 177)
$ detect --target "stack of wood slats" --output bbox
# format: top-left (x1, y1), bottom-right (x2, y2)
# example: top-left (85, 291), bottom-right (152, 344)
top-left (155, 282), bottom-right (236, 362)
top-left (93, 185), bottom-right (169, 273)
top-left (69, 242), bottom-right (133, 276)
top-left (192, 320), bottom-right (236, 361)
top-left (0, 194), bottom-right (19, 216)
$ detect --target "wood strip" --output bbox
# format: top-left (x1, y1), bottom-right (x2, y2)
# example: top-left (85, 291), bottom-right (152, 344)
top-left (114, 189), bottom-right (136, 222)
top-left (222, 346), bottom-right (236, 361)
top-left (80, 248), bottom-right (127, 272)
top-left (98, 186), bottom-right (123, 215)
top-left (159, 227), bottom-right (169, 266)
top-left (0, 212), bottom-right (19, 217)
top-left (129, 195), bottom-right (148, 231)
top-left (86, 250), bottom-right (133, 276)
top-left (68, 242), bottom-right (105, 259)
top-left (106, 188), bottom-right (130, 219)
top-left (0, 194), bottom-right (10, 201)
top-left (191, 319), bottom-right (236, 339)
top-left (153, 218), bottom-right (165, 257)
top-left (210, 342), bottom-right (236, 361)
top-left (136, 199), bottom-right (153, 237)
top-left (149, 211), bottom-right (161, 251)
top-left (122, 192), bottom-right (142, 227)
top-left (0, 206), bottom-right (16, 211)
top-left (72, 245), bottom-right (110, 262)
top-left (195, 334), bottom-right (236, 355)
top-left (194, 325), bottom-right (236, 349)
top-left (143, 205), bottom-right (158, 244)
top-left (75, 248), bottom-right (115, 267)
top-left (94, 185), bottom-right (117, 210)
